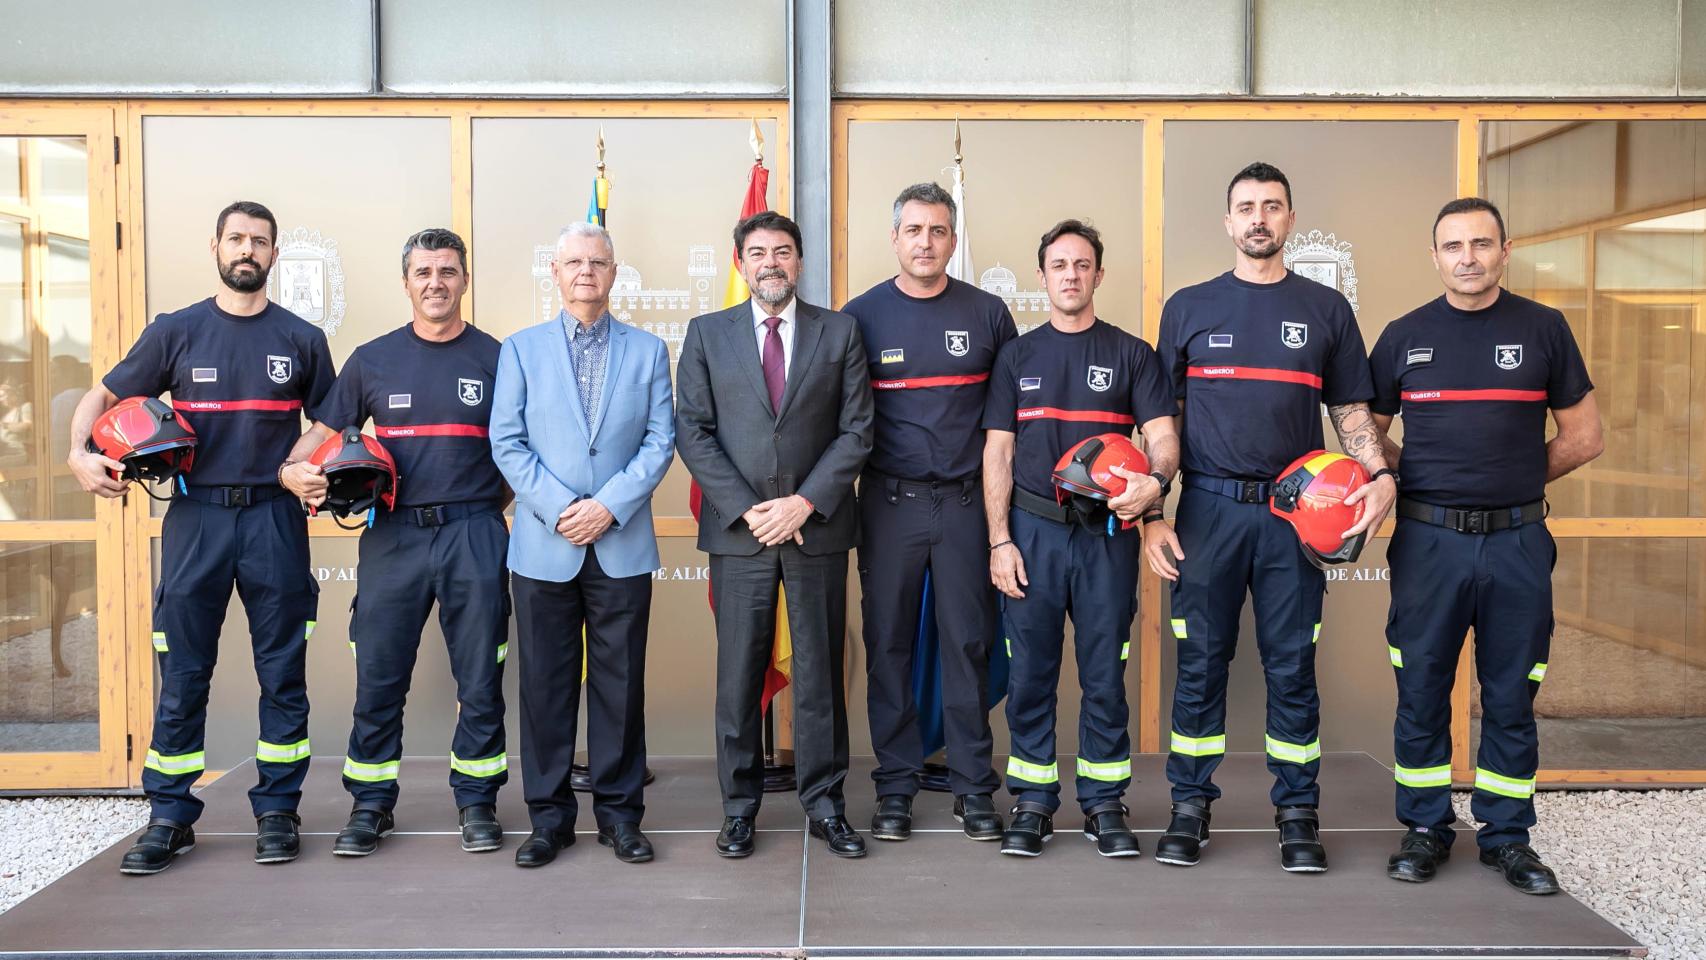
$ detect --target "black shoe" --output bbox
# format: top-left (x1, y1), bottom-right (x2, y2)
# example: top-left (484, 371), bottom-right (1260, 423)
top-left (1083, 805), bottom-right (1141, 858)
top-left (597, 822), bottom-right (654, 863)
top-left (514, 827), bottom-right (574, 868)
top-left (1276, 806), bottom-right (1328, 873)
top-left (119, 819), bottom-right (194, 875)
top-left (953, 793), bottom-right (1004, 841)
top-left (1388, 828), bottom-right (1450, 883)
top-left (333, 807), bottom-right (395, 858)
top-left (459, 804), bottom-right (503, 853)
top-left (254, 812), bottom-right (301, 864)
top-left (1154, 799), bottom-right (1211, 867)
top-left (809, 815), bottom-right (867, 858)
top-left (1480, 842), bottom-right (1561, 895)
top-left (716, 816), bottom-right (756, 858)
top-left (1000, 802), bottom-right (1054, 857)
top-left (870, 795), bottom-right (912, 841)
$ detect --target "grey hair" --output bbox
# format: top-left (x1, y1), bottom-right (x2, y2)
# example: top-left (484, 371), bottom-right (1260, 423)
top-left (400, 227), bottom-right (467, 276)
top-left (555, 221), bottom-right (615, 258)
top-left (891, 182), bottom-right (957, 232)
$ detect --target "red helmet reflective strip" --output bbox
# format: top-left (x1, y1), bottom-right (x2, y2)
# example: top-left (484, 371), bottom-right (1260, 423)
top-left (172, 399), bottom-right (302, 413)
top-left (1401, 388), bottom-right (1547, 403)
top-left (870, 372), bottom-right (990, 391)
top-left (375, 423), bottom-right (490, 439)
top-left (1017, 407), bottom-right (1136, 424)
top-left (1186, 366), bottom-right (1323, 389)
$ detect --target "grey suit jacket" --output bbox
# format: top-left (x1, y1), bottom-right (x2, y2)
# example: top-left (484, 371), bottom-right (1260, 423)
top-left (674, 298), bottom-right (874, 557)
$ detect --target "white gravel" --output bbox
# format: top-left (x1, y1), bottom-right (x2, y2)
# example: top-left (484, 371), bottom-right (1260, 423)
top-left (1, 790), bottom-right (1701, 957)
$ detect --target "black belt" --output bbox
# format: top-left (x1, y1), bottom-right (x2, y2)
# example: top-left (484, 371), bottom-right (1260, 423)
top-left (1183, 473), bottom-right (1273, 504)
top-left (383, 499), bottom-right (504, 528)
top-left (1011, 485), bottom-right (1070, 524)
top-left (863, 468), bottom-right (978, 504)
top-left (1397, 497), bottom-right (1546, 534)
top-left (178, 484), bottom-right (291, 508)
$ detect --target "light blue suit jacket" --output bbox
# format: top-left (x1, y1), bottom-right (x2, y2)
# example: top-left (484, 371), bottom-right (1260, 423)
top-left (490, 314), bottom-right (675, 582)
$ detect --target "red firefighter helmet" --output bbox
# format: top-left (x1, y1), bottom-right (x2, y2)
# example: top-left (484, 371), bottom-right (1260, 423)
top-left (86, 396), bottom-right (197, 485)
top-left (306, 428), bottom-right (397, 521)
top-left (1051, 433), bottom-right (1152, 531)
top-left (1270, 450), bottom-right (1370, 569)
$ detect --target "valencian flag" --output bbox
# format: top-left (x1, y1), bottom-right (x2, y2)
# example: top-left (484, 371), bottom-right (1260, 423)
top-left (690, 131), bottom-right (791, 711)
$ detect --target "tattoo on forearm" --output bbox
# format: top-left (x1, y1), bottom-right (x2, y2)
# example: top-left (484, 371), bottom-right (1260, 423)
top-left (1327, 403), bottom-right (1388, 472)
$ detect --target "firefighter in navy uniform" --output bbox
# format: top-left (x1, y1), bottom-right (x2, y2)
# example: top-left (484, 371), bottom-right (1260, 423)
top-left (1372, 198), bottom-right (1601, 895)
top-left (843, 183), bottom-right (1017, 842)
top-left (982, 220), bottom-right (1179, 858)
top-left (1148, 163), bottom-right (1396, 874)
top-left (279, 229), bottom-right (512, 858)
top-left (68, 202), bottom-right (335, 874)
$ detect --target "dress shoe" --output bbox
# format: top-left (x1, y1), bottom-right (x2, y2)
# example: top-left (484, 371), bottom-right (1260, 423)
top-left (1276, 805), bottom-right (1328, 873)
top-left (1480, 842), bottom-right (1561, 895)
top-left (514, 827), bottom-right (574, 868)
top-left (459, 804), bottom-right (503, 853)
top-left (716, 816), bottom-right (756, 858)
top-left (1388, 828), bottom-right (1450, 882)
top-left (1083, 804), bottom-right (1141, 858)
top-left (953, 793), bottom-right (1003, 841)
top-left (254, 812), bottom-right (301, 864)
top-left (870, 795), bottom-right (912, 841)
top-left (333, 807), bottom-right (395, 857)
top-left (597, 822), bottom-right (654, 863)
top-left (119, 819), bottom-right (195, 875)
top-left (809, 815), bottom-right (867, 858)
top-left (1154, 799), bottom-right (1211, 867)
top-left (1000, 802), bottom-right (1054, 857)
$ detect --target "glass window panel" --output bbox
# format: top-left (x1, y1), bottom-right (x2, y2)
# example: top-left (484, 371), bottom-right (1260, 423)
top-left (0, 541), bottom-right (98, 753)
top-left (0, 138), bottom-right (20, 205)
top-left (36, 137), bottom-right (87, 223)
top-left (45, 237), bottom-right (93, 519)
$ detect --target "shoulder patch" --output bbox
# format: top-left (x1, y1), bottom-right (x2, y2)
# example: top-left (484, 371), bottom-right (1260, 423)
top-left (880, 348), bottom-right (905, 365)
top-left (1406, 348), bottom-right (1433, 365)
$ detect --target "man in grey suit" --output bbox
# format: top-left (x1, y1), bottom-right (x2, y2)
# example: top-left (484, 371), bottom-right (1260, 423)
top-left (675, 211), bottom-right (875, 859)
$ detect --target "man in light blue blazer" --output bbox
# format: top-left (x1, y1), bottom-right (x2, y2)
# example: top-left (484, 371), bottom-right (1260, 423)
top-left (489, 222), bottom-right (675, 869)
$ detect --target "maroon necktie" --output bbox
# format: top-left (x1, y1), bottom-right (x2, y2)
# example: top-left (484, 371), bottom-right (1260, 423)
top-left (762, 315), bottom-right (785, 412)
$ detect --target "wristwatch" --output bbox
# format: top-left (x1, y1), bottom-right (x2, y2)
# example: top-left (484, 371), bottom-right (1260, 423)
top-left (1149, 471), bottom-right (1173, 497)
top-left (1370, 467), bottom-right (1399, 487)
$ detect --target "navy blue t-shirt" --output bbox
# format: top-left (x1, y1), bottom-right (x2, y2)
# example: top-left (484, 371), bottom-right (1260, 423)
top-left (982, 319), bottom-right (1175, 500)
top-left (317, 324), bottom-right (505, 507)
top-left (1158, 270), bottom-right (1374, 480)
top-left (843, 276), bottom-right (1017, 481)
top-left (1370, 289), bottom-right (1593, 509)
top-left (102, 298), bottom-right (335, 487)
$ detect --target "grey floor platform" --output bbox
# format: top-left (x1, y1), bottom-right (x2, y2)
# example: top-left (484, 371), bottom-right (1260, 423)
top-left (0, 753), bottom-right (1644, 959)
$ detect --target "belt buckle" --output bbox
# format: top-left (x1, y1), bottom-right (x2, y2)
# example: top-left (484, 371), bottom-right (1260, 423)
top-left (1463, 510), bottom-right (1488, 534)
top-left (1238, 480), bottom-right (1266, 504)
top-left (224, 486), bottom-right (252, 508)
top-left (418, 505), bottom-right (447, 526)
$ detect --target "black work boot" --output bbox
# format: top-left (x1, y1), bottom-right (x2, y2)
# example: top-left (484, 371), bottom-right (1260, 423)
top-left (334, 807), bottom-right (395, 857)
top-left (1000, 802), bottom-right (1054, 857)
top-left (254, 812), bottom-right (301, 864)
top-left (1154, 799), bottom-right (1211, 867)
top-left (1275, 805), bottom-right (1328, 873)
top-left (1082, 803), bottom-right (1141, 858)
top-left (1387, 828), bottom-right (1450, 883)
top-left (953, 793), bottom-right (1004, 841)
top-left (870, 795), bottom-right (913, 841)
top-left (1480, 842), bottom-right (1561, 895)
top-left (119, 819), bottom-right (195, 875)
top-left (459, 803), bottom-right (503, 853)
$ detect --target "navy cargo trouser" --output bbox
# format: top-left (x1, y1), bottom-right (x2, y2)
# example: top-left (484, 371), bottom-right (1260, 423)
top-left (342, 502), bottom-right (510, 811)
top-left (1388, 513), bottom-right (1554, 851)
top-left (146, 486), bottom-right (317, 825)
top-left (1166, 482), bottom-right (1326, 809)
top-left (857, 472), bottom-right (1001, 799)
top-left (1001, 506), bottom-right (1140, 814)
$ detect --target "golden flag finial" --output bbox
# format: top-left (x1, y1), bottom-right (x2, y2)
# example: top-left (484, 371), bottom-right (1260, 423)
top-left (595, 125), bottom-right (607, 175)
top-left (750, 119), bottom-right (765, 163)
top-left (953, 118), bottom-right (963, 167)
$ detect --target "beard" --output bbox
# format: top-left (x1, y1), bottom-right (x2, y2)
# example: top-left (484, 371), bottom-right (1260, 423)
top-left (219, 255), bottom-right (269, 293)
top-left (752, 271), bottom-right (796, 307)
top-left (1237, 231), bottom-right (1282, 260)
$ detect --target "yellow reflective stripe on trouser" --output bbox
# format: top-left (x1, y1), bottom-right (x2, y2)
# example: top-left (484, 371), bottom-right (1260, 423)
top-left (1120, 641), bottom-right (1130, 661)
top-left (1312, 622), bottom-right (1322, 645)
top-left (348, 641), bottom-right (357, 658)
top-left (1170, 618), bottom-right (1187, 638)
top-left (1394, 763), bottom-right (1452, 788)
top-left (342, 757), bottom-right (401, 782)
top-left (1528, 662), bottom-right (1547, 682)
top-left (1388, 645), bottom-right (1404, 668)
top-left (256, 738), bottom-right (311, 763)
top-left (305, 620), bottom-right (317, 639)
top-left (1265, 734), bottom-right (1322, 764)
top-left (1475, 767), bottom-right (1536, 799)
top-left (144, 749), bottom-right (206, 775)
top-left (1006, 756), bottom-right (1059, 784)
top-left (450, 752), bottom-right (509, 778)
top-left (1170, 731), bottom-right (1226, 756)
top-left (151, 631), bottom-right (168, 653)
top-left (496, 641), bottom-right (509, 664)
top-left (1005, 636), bottom-right (1011, 657)
top-left (1075, 757), bottom-right (1132, 782)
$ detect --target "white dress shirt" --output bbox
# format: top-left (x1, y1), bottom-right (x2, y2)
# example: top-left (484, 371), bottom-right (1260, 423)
top-left (750, 296), bottom-right (798, 379)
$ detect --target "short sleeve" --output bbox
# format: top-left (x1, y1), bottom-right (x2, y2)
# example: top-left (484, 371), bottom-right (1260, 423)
top-left (300, 329), bottom-right (339, 425)
top-left (1129, 340), bottom-right (1176, 424)
top-left (1321, 298), bottom-right (1375, 406)
top-left (992, 302), bottom-right (1018, 351)
top-left (316, 351), bottom-right (368, 431)
top-left (1156, 298), bottom-right (1187, 400)
top-left (981, 339), bottom-right (1020, 432)
top-left (1368, 324), bottom-right (1401, 416)
top-left (101, 316), bottom-right (176, 399)
top-left (1546, 314), bottom-right (1594, 410)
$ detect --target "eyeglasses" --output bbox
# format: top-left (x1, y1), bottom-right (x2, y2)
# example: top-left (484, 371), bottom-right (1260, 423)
top-left (558, 257), bottom-right (615, 272)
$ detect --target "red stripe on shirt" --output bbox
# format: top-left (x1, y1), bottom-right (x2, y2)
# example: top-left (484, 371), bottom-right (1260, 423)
top-left (870, 372), bottom-right (991, 391)
top-left (172, 399), bottom-right (302, 413)
top-left (1016, 407), bottom-right (1136, 425)
top-left (375, 423), bottom-right (491, 439)
top-left (1187, 365), bottom-right (1324, 389)
top-left (1401, 389), bottom-right (1547, 403)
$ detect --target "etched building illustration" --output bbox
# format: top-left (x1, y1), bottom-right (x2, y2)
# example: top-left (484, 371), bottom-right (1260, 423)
top-left (532, 243), bottom-right (720, 362)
